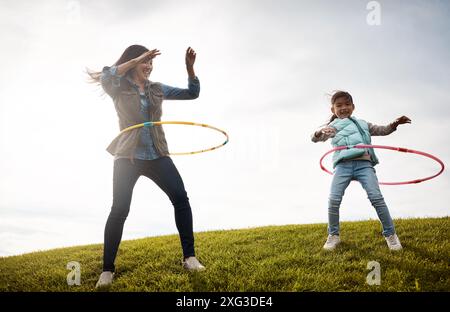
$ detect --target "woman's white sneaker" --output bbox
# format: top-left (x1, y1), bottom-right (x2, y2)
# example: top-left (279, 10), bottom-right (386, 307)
top-left (323, 234), bottom-right (340, 250)
top-left (182, 257), bottom-right (206, 271)
top-left (95, 271), bottom-right (114, 288)
top-left (385, 234), bottom-right (403, 251)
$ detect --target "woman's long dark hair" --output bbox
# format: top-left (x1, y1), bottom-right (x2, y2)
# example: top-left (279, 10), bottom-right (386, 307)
top-left (86, 44), bottom-right (149, 84)
top-left (326, 90), bottom-right (353, 125)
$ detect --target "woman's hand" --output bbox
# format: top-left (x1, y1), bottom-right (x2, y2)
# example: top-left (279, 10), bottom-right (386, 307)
top-left (185, 47), bottom-right (196, 67)
top-left (185, 47), bottom-right (196, 78)
top-left (392, 116), bottom-right (411, 129)
top-left (117, 49), bottom-right (161, 76)
top-left (138, 49), bottom-right (161, 63)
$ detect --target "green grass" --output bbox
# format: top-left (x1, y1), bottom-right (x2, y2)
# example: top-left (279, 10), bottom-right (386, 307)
top-left (0, 217), bottom-right (449, 292)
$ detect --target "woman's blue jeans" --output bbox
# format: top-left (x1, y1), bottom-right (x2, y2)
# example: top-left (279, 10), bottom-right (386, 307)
top-left (102, 157), bottom-right (195, 272)
top-left (328, 160), bottom-right (396, 237)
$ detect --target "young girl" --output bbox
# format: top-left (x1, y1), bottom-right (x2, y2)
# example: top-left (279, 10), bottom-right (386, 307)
top-left (88, 45), bottom-right (205, 288)
top-left (312, 91), bottom-right (411, 251)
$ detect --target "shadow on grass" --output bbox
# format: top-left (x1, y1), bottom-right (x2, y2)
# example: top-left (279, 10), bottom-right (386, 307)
top-left (188, 271), bottom-right (209, 292)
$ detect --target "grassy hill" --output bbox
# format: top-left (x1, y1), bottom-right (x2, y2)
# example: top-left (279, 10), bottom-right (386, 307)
top-left (0, 217), bottom-right (449, 292)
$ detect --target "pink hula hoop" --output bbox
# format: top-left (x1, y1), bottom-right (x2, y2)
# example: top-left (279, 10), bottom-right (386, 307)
top-left (320, 144), bottom-right (445, 185)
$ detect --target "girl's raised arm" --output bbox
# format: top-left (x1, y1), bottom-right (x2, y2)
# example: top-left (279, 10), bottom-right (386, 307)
top-left (391, 116), bottom-right (411, 130)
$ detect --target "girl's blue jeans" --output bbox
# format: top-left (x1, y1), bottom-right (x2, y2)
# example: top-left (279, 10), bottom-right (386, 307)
top-left (328, 160), bottom-right (396, 237)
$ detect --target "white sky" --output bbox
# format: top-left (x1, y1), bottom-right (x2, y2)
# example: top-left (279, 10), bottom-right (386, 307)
top-left (1, 0), bottom-right (449, 256)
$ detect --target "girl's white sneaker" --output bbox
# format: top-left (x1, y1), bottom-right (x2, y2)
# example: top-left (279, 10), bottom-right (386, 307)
top-left (182, 257), bottom-right (206, 271)
top-left (385, 234), bottom-right (403, 251)
top-left (95, 271), bottom-right (114, 288)
top-left (323, 234), bottom-right (340, 250)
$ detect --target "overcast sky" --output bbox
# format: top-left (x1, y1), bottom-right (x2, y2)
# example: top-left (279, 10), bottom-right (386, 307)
top-left (1, 0), bottom-right (449, 257)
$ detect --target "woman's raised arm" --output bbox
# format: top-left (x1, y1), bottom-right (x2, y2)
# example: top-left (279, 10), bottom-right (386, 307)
top-left (116, 49), bottom-right (161, 76)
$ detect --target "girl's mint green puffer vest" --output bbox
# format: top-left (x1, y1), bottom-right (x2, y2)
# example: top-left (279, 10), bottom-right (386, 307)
top-left (329, 116), bottom-right (379, 168)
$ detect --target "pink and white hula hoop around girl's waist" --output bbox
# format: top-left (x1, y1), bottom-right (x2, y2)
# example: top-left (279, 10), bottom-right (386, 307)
top-left (319, 144), bottom-right (445, 185)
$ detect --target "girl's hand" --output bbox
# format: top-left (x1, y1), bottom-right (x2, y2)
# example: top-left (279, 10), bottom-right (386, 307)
top-left (185, 47), bottom-right (196, 68)
top-left (317, 127), bottom-right (336, 137)
top-left (392, 116), bottom-right (411, 129)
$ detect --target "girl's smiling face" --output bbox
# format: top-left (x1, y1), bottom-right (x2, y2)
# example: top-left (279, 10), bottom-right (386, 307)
top-left (331, 96), bottom-right (355, 119)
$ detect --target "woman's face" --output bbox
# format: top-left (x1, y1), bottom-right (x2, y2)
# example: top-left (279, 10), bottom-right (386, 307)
top-left (133, 58), bottom-right (153, 81)
top-left (331, 97), bottom-right (355, 119)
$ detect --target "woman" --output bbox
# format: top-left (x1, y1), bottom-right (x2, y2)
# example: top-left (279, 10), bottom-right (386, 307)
top-left (88, 45), bottom-right (205, 288)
